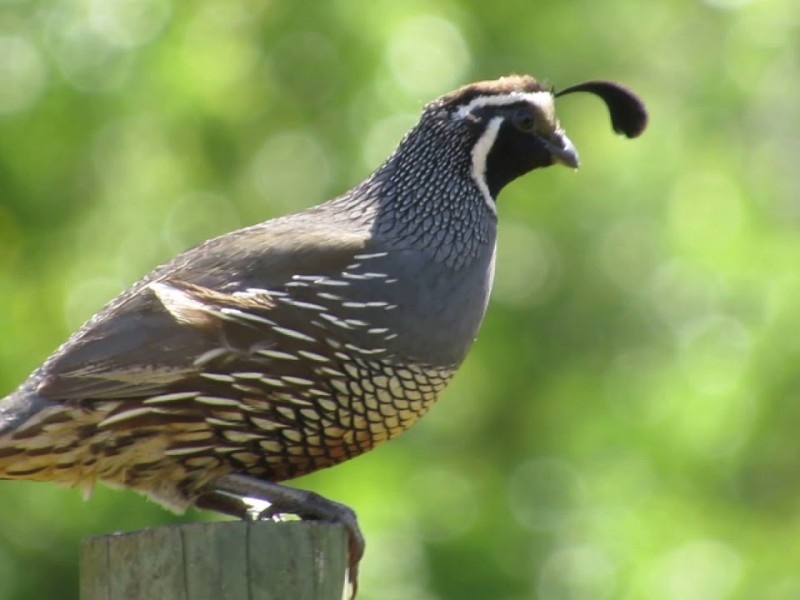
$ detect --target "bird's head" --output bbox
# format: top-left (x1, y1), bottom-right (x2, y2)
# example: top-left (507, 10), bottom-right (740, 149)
top-left (426, 74), bottom-right (648, 199)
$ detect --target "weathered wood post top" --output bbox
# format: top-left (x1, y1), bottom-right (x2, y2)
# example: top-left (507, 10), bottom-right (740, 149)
top-left (80, 520), bottom-right (349, 600)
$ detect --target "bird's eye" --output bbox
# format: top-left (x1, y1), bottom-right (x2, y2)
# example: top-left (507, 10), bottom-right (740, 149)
top-left (511, 108), bottom-right (536, 132)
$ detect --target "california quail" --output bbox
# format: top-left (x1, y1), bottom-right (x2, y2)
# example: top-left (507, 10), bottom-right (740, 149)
top-left (0, 75), bottom-right (646, 590)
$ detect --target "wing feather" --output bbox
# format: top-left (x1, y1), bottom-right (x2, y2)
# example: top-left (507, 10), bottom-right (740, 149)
top-left (34, 221), bottom-right (371, 401)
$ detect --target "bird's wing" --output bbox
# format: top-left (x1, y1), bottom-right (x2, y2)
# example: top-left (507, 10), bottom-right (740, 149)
top-left (34, 221), bottom-right (372, 401)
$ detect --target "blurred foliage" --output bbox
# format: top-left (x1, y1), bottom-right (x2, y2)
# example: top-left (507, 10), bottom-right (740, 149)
top-left (0, 0), bottom-right (799, 599)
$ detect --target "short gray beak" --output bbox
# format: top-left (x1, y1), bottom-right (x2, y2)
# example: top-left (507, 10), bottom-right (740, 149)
top-left (545, 132), bottom-right (580, 169)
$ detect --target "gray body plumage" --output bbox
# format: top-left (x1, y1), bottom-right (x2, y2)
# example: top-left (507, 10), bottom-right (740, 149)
top-left (0, 74), bottom-right (647, 524)
top-left (32, 108), bottom-right (497, 393)
top-left (0, 90), bottom-right (498, 510)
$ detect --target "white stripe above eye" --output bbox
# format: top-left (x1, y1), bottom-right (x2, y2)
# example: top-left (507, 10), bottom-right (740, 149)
top-left (455, 90), bottom-right (554, 120)
top-left (470, 116), bottom-right (503, 213)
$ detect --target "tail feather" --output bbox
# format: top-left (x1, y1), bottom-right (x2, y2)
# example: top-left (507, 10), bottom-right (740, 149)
top-left (0, 385), bottom-right (46, 438)
top-left (0, 386), bottom-right (87, 485)
top-left (0, 388), bottom-right (202, 511)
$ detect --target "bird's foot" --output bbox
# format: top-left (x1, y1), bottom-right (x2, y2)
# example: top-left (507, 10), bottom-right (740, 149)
top-left (203, 473), bottom-right (364, 598)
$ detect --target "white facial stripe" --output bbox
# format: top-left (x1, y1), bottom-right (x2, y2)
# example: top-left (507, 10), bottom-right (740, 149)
top-left (470, 116), bottom-right (503, 213)
top-left (455, 90), bottom-right (554, 120)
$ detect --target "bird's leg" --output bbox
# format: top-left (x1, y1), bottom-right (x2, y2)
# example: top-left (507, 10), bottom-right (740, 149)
top-left (194, 490), bottom-right (251, 519)
top-left (207, 473), bottom-right (364, 597)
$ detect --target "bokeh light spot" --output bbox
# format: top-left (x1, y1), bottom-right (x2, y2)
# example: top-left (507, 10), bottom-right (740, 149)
top-left (0, 208), bottom-right (23, 270)
top-left (650, 540), bottom-right (742, 600)
top-left (649, 260), bottom-right (720, 331)
top-left (509, 457), bottom-right (585, 531)
top-left (47, 15), bottom-right (132, 91)
top-left (387, 15), bottom-right (470, 96)
top-left (679, 314), bottom-right (751, 395)
top-left (405, 466), bottom-right (478, 542)
top-left (163, 192), bottom-right (241, 254)
top-left (668, 171), bottom-right (744, 251)
top-left (702, 0), bottom-right (753, 9)
top-left (64, 277), bottom-right (125, 330)
top-left (361, 112), bottom-right (418, 172)
top-left (360, 531), bottom-right (434, 600)
top-left (598, 217), bottom-right (661, 293)
top-left (494, 223), bottom-right (560, 307)
top-left (537, 544), bottom-right (616, 600)
top-left (89, 0), bottom-right (171, 48)
top-left (249, 132), bottom-right (331, 213)
top-left (0, 35), bottom-right (47, 114)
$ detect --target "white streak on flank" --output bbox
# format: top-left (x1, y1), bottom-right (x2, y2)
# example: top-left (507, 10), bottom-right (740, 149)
top-left (164, 446), bottom-right (215, 456)
top-left (455, 90), bottom-right (554, 120)
top-left (144, 391), bottom-right (200, 404)
top-left (342, 271), bottom-right (388, 281)
top-left (99, 407), bottom-right (165, 427)
top-left (319, 366), bottom-right (346, 378)
top-left (194, 347), bottom-right (229, 366)
top-left (271, 325), bottom-right (316, 342)
top-left (281, 376), bottom-right (315, 387)
top-left (256, 349), bottom-right (300, 361)
top-left (297, 350), bottom-right (331, 363)
top-left (232, 383), bottom-right (260, 394)
top-left (277, 298), bottom-right (327, 311)
top-left (341, 301), bottom-right (368, 308)
top-left (316, 292), bottom-right (343, 301)
top-left (232, 372), bottom-right (265, 379)
top-left (325, 337), bottom-right (342, 349)
top-left (196, 395), bottom-right (241, 407)
top-left (214, 310), bottom-right (240, 323)
top-left (317, 279), bottom-right (350, 287)
top-left (318, 312), bottom-right (353, 329)
top-left (345, 319), bottom-right (369, 327)
top-left (260, 376), bottom-right (288, 388)
top-left (199, 373), bottom-right (236, 383)
top-left (353, 252), bottom-right (389, 260)
top-left (344, 343), bottom-right (386, 355)
top-left (286, 396), bottom-right (314, 407)
top-left (470, 116), bottom-right (503, 213)
top-left (205, 417), bottom-right (236, 427)
top-left (341, 300), bottom-right (389, 309)
top-left (242, 287), bottom-right (283, 298)
top-left (221, 308), bottom-right (276, 327)
top-left (251, 418), bottom-right (282, 431)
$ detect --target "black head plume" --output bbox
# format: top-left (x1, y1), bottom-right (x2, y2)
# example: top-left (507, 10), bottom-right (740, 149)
top-left (555, 80), bottom-right (648, 139)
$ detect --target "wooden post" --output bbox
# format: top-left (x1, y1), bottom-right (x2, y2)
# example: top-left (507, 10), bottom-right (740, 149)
top-left (80, 521), bottom-right (349, 600)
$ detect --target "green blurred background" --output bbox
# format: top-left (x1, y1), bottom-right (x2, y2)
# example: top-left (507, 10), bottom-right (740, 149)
top-left (0, 0), bottom-right (798, 598)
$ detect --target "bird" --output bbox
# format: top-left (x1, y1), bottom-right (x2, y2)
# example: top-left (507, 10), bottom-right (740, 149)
top-left (0, 74), bottom-right (647, 593)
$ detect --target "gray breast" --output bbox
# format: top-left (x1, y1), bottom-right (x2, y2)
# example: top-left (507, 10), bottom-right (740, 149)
top-left (281, 241), bottom-right (497, 369)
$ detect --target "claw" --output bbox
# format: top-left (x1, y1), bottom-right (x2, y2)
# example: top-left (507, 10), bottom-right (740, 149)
top-left (206, 474), bottom-right (364, 598)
